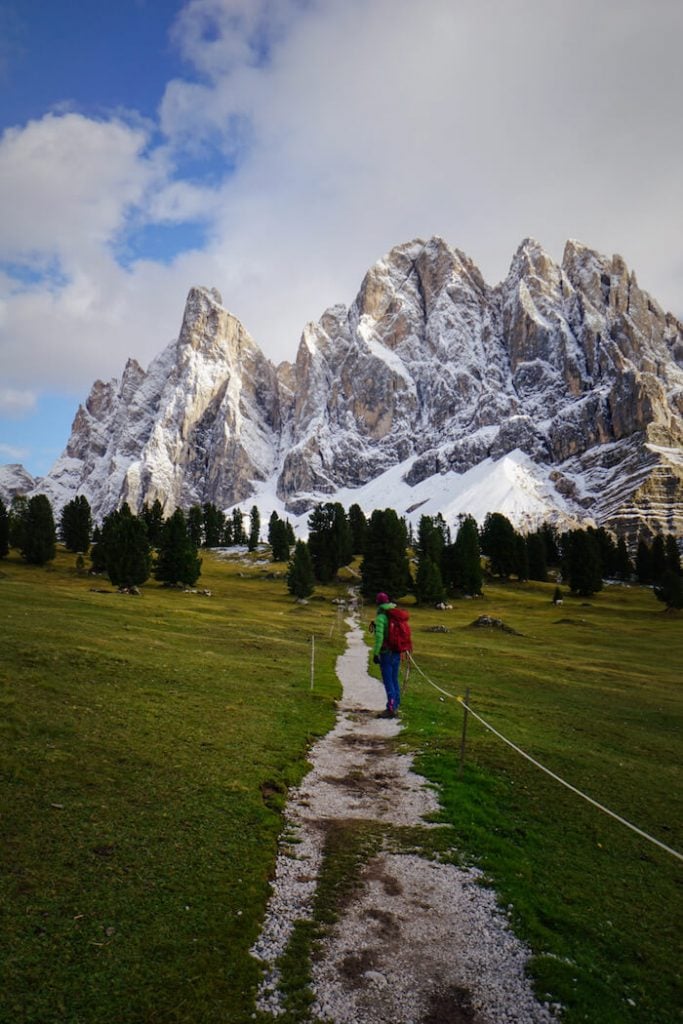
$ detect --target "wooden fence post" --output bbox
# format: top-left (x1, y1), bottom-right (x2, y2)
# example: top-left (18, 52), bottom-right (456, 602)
top-left (459, 687), bottom-right (470, 775)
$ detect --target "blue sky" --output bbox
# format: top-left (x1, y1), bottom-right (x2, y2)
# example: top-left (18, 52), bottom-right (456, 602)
top-left (1, 0), bottom-right (681, 477)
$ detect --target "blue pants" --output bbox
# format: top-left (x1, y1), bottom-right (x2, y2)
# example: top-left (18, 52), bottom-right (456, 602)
top-left (379, 651), bottom-right (401, 711)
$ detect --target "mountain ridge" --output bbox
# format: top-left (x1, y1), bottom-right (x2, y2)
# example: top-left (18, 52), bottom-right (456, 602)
top-left (3, 235), bottom-right (682, 541)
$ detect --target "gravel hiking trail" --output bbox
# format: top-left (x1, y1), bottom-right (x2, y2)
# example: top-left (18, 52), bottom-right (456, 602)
top-left (251, 618), bottom-right (560, 1024)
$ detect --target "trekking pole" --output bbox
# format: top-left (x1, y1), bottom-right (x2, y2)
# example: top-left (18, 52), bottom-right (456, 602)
top-left (459, 687), bottom-right (470, 776)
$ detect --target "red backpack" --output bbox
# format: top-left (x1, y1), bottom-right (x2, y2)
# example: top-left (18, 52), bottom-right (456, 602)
top-left (386, 607), bottom-right (413, 654)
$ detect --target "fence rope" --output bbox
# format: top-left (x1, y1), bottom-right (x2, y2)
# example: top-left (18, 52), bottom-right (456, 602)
top-left (407, 654), bottom-right (683, 863)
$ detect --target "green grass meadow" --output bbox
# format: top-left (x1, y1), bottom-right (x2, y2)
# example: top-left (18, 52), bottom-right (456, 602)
top-left (1, 549), bottom-right (344, 1024)
top-left (1, 551), bottom-right (681, 1023)
top-left (394, 581), bottom-right (682, 1024)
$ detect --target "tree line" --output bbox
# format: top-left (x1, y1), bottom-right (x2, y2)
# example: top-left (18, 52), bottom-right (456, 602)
top-left (1, 493), bottom-right (680, 608)
top-left (0, 495), bottom-right (267, 590)
top-left (285, 503), bottom-right (682, 611)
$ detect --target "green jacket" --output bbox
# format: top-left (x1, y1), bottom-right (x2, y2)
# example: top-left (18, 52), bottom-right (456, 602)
top-left (373, 602), bottom-right (396, 656)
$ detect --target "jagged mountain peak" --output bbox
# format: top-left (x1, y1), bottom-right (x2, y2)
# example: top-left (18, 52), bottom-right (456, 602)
top-left (28, 235), bottom-right (683, 541)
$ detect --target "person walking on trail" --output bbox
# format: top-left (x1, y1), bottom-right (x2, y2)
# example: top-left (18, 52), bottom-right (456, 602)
top-left (372, 592), bottom-right (401, 719)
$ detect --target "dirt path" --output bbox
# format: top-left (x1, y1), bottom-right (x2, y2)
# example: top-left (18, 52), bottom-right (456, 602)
top-left (251, 619), bottom-right (560, 1023)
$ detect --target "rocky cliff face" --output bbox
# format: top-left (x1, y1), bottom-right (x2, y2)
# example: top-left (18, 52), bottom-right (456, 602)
top-left (34, 237), bottom-right (683, 539)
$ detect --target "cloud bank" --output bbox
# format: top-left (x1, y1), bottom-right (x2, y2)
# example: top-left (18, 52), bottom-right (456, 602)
top-left (1, 0), bottom-right (681, 418)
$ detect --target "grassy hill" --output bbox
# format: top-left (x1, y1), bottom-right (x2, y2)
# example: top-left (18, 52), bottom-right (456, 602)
top-left (1, 549), bottom-right (681, 1023)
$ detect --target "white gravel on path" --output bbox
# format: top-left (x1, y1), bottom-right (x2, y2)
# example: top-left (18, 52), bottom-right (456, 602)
top-left (251, 618), bottom-right (560, 1024)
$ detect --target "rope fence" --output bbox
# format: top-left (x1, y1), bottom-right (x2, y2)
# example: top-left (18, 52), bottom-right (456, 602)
top-left (407, 653), bottom-right (683, 863)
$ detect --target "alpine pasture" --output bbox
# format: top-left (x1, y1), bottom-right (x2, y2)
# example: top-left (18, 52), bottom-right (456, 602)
top-left (1, 548), bottom-right (681, 1024)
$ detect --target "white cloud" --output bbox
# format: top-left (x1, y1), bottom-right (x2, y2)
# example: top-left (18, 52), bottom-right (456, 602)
top-left (0, 388), bottom-right (36, 417)
top-left (0, 441), bottom-right (29, 460)
top-left (0, 0), bottom-right (681, 416)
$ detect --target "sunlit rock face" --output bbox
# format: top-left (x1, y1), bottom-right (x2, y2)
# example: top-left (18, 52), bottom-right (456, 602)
top-left (36, 238), bottom-right (682, 540)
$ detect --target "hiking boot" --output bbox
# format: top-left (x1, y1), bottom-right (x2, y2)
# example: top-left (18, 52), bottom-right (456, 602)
top-left (377, 708), bottom-right (395, 719)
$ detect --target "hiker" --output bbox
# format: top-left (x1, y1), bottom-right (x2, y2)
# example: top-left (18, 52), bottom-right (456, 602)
top-left (372, 591), bottom-right (402, 718)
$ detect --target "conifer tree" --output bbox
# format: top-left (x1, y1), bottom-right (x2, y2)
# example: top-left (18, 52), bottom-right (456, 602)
top-left (595, 527), bottom-right (618, 578)
top-left (415, 555), bottom-right (445, 605)
top-left (248, 505), bottom-right (260, 551)
top-left (513, 533), bottom-right (529, 581)
top-left (654, 570), bottom-right (683, 610)
top-left (104, 505), bottom-right (151, 588)
top-left (480, 512), bottom-right (517, 578)
top-left (526, 532), bottom-right (547, 581)
top-left (203, 503), bottom-right (225, 547)
top-left (287, 540), bottom-right (315, 598)
top-left (8, 495), bottom-right (28, 551)
top-left (635, 538), bottom-right (653, 584)
top-left (665, 534), bottom-right (681, 576)
top-left (20, 494), bottom-right (57, 565)
top-left (651, 535), bottom-right (667, 583)
top-left (0, 498), bottom-right (9, 558)
top-left (615, 537), bottom-right (633, 580)
top-left (141, 499), bottom-right (165, 547)
top-left (285, 520), bottom-right (296, 546)
top-left (154, 508), bottom-right (202, 586)
top-left (232, 508), bottom-right (246, 545)
top-left (444, 515), bottom-right (482, 595)
top-left (360, 508), bottom-right (410, 599)
top-left (187, 505), bottom-right (204, 548)
top-left (348, 503), bottom-right (367, 555)
top-left (307, 503), bottom-right (352, 582)
top-left (268, 514), bottom-right (290, 562)
top-left (222, 518), bottom-right (234, 546)
top-left (60, 495), bottom-right (93, 552)
top-left (418, 515), bottom-right (446, 565)
top-left (564, 528), bottom-right (603, 596)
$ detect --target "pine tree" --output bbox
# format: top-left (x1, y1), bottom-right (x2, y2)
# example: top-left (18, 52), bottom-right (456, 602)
top-left (203, 503), bottom-right (225, 547)
top-left (615, 537), bottom-right (633, 580)
top-left (564, 529), bottom-right (603, 597)
top-left (348, 503), bottom-right (367, 555)
top-left (269, 516), bottom-right (290, 562)
top-left (248, 505), bottom-right (260, 552)
top-left (60, 495), bottom-right (93, 552)
top-left (104, 505), bottom-right (151, 588)
top-left (187, 505), bottom-right (204, 548)
top-left (665, 534), bottom-right (681, 575)
top-left (654, 570), bottom-right (683, 610)
top-left (360, 508), bottom-right (410, 599)
top-left (141, 499), bottom-right (165, 547)
top-left (307, 503), bottom-right (352, 583)
top-left (8, 495), bottom-right (28, 551)
top-left (232, 508), bottom-right (246, 545)
top-left (445, 515), bottom-right (482, 596)
top-left (513, 532), bottom-right (529, 581)
top-left (418, 515), bottom-right (446, 565)
top-left (539, 522), bottom-right (559, 566)
top-left (480, 512), bottom-right (517, 578)
top-left (222, 518), bottom-right (234, 546)
top-left (154, 508), bottom-right (202, 586)
top-left (20, 494), bottom-right (57, 565)
top-left (651, 535), bottom-right (667, 583)
top-left (595, 527), bottom-right (618, 579)
top-left (287, 540), bottom-right (315, 599)
top-left (415, 555), bottom-right (445, 605)
top-left (635, 538), bottom-right (653, 584)
top-left (526, 532), bottom-right (548, 582)
top-left (0, 498), bottom-right (9, 558)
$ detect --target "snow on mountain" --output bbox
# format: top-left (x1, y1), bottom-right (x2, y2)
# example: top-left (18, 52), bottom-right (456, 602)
top-left (0, 464), bottom-right (36, 504)
top-left (30, 236), bottom-right (683, 540)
